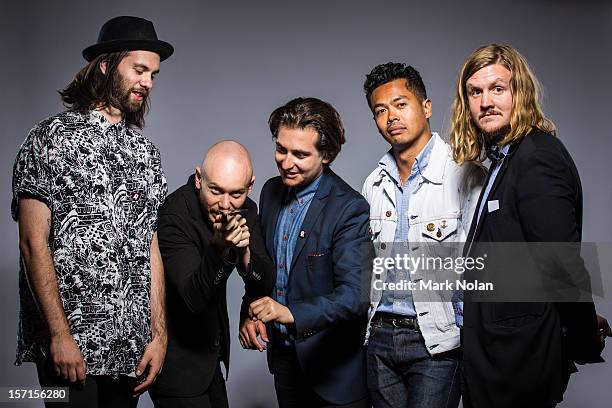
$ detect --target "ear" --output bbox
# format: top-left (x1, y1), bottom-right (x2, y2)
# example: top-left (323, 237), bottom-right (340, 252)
top-left (247, 175), bottom-right (256, 195)
top-left (322, 155), bottom-right (331, 165)
top-left (194, 167), bottom-right (202, 189)
top-left (422, 98), bottom-right (433, 119)
top-left (99, 59), bottom-right (108, 75)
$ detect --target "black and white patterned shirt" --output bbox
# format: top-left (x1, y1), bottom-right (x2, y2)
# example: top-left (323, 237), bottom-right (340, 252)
top-left (12, 110), bottom-right (167, 376)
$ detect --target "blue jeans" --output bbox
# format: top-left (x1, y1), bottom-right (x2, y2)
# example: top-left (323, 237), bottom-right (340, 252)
top-left (366, 318), bottom-right (461, 408)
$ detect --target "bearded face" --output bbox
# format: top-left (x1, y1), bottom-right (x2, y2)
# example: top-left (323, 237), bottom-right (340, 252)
top-left (111, 68), bottom-right (149, 114)
top-left (106, 51), bottom-right (160, 116)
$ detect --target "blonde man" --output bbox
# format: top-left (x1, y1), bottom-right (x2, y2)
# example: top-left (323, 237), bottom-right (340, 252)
top-left (450, 43), bottom-right (608, 408)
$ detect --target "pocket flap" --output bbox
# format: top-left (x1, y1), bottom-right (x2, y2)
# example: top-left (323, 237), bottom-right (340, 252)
top-left (421, 218), bottom-right (458, 242)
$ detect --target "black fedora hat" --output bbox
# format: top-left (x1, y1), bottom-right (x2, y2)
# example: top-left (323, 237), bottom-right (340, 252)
top-left (82, 16), bottom-right (174, 62)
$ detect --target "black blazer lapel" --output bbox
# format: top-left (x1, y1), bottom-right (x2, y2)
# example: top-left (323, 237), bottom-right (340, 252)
top-left (484, 148), bottom-right (514, 204)
top-left (470, 144), bottom-right (518, 243)
top-left (289, 171), bottom-right (332, 272)
top-left (466, 169), bottom-right (492, 246)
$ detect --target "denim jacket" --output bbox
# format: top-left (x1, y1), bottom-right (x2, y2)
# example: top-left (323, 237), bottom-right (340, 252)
top-left (362, 133), bottom-right (485, 355)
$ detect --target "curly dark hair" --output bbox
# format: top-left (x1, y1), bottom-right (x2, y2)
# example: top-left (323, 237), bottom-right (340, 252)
top-left (59, 51), bottom-right (149, 129)
top-left (363, 62), bottom-right (428, 108)
top-left (268, 97), bottom-right (345, 164)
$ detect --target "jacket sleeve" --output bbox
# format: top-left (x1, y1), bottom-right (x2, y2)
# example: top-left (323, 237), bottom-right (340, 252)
top-left (361, 176), bottom-right (370, 202)
top-left (515, 146), bottom-right (601, 363)
top-left (239, 201), bottom-right (276, 321)
top-left (289, 197), bottom-right (373, 341)
top-left (157, 211), bottom-right (232, 314)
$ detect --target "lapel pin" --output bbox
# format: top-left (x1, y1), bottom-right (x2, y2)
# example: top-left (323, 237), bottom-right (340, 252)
top-left (299, 230), bottom-right (305, 238)
top-left (441, 220), bottom-right (447, 229)
top-left (426, 223), bottom-right (435, 232)
top-left (436, 229), bottom-right (442, 238)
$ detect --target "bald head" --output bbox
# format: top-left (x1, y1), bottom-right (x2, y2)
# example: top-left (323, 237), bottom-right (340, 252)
top-left (195, 140), bottom-right (255, 224)
top-left (201, 140), bottom-right (253, 182)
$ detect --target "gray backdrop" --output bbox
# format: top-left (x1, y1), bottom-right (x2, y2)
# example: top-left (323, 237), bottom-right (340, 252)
top-left (1, 0), bottom-right (611, 407)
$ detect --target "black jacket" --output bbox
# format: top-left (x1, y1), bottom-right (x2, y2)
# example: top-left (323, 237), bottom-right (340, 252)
top-left (462, 131), bottom-right (602, 407)
top-left (151, 175), bottom-right (275, 397)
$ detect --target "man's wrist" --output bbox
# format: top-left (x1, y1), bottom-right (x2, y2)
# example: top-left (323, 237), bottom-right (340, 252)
top-left (284, 306), bottom-right (295, 324)
top-left (237, 247), bottom-right (251, 277)
top-left (49, 327), bottom-right (72, 339)
top-left (152, 332), bottom-right (168, 345)
top-left (222, 247), bottom-right (239, 265)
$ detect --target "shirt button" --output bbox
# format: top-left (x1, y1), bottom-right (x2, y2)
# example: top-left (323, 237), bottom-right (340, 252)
top-left (290, 208), bottom-right (295, 214)
top-left (279, 262), bottom-right (285, 269)
top-left (283, 235), bottom-right (288, 241)
top-left (386, 211), bottom-right (392, 217)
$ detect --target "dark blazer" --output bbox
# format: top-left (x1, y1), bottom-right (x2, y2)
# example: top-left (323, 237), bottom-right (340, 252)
top-left (258, 168), bottom-right (371, 405)
top-left (151, 175), bottom-right (275, 397)
top-left (462, 131), bottom-right (602, 407)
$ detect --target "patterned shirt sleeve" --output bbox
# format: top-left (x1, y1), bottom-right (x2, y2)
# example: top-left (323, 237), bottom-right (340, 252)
top-left (11, 122), bottom-right (54, 221)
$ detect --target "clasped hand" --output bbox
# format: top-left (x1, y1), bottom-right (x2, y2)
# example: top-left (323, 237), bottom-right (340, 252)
top-left (239, 297), bottom-right (294, 352)
top-left (211, 213), bottom-right (250, 250)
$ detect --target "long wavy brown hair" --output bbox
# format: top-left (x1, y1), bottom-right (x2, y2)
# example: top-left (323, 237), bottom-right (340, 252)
top-left (450, 44), bottom-right (555, 164)
top-left (59, 51), bottom-right (149, 129)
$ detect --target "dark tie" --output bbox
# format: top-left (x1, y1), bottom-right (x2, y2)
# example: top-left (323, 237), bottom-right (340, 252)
top-left (486, 143), bottom-right (505, 163)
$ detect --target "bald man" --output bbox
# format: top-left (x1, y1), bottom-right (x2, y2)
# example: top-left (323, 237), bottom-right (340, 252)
top-left (150, 141), bottom-right (275, 408)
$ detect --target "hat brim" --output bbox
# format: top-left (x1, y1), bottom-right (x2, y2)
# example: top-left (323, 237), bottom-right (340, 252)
top-left (82, 39), bottom-right (174, 62)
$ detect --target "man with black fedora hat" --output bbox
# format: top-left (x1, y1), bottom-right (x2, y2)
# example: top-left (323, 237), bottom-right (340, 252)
top-left (12, 15), bottom-right (173, 407)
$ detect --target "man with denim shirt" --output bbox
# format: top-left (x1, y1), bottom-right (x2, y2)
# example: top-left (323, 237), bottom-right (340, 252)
top-left (361, 63), bottom-right (485, 408)
top-left (240, 97), bottom-right (371, 408)
top-left (269, 173), bottom-right (323, 346)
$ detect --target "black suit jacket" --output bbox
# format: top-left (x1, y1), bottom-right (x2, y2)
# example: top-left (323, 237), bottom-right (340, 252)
top-left (462, 131), bottom-right (602, 407)
top-left (151, 175), bottom-right (275, 397)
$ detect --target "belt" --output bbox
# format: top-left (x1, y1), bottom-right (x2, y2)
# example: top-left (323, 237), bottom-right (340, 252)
top-left (373, 312), bottom-right (419, 330)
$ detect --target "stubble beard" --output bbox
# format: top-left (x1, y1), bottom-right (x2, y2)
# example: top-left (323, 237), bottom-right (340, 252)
top-left (480, 124), bottom-right (511, 147)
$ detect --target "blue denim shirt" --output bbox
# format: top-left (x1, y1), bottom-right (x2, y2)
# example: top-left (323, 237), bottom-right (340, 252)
top-left (376, 135), bottom-right (435, 317)
top-left (273, 173), bottom-right (323, 342)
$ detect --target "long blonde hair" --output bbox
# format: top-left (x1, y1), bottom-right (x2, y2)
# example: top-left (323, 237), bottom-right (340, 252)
top-left (450, 44), bottom-right (555, 164)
